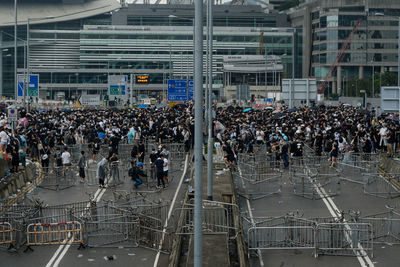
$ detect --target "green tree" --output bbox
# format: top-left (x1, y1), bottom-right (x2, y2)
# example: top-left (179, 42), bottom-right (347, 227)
top-left (278, 0), bottom-right (299, 11)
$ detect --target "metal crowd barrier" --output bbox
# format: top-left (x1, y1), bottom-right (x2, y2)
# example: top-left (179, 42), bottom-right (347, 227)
top-left (26, 221), bottom-right (84, 250)
top-left (0, 197), bottom-right (174, 252)
top-left (39, 166), bottom-right (77, 191)
top-left (245, 214), bottom-right (373, 258)
top-left (356, 207), bottom-right (400, 245)
top-left (363, 174), bottom-right (400, 199)
top-left (0, 222), bottom-right (14, 249)
top-left (233, 171), bottom-right (282, 200)
top-left (174, 206), bottom-right (229, 235)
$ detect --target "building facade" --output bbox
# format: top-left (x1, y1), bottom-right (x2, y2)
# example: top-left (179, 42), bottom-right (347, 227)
top-left (290, 0), bottom-right (400, 96)
top-left (0, 1), bottom-right (300, 102)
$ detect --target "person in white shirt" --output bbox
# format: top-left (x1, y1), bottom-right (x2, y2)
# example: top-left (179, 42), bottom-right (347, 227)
top-left (255, 128), bottom-right (264, 145)
top-left (163, 156), bottom-right (169, 184)
top-left (0, 127), bottom-right (9, 153)
top-left (379, 125), bottom-right (388, 148)
top-left (61, 147), bottom-right (71, 166)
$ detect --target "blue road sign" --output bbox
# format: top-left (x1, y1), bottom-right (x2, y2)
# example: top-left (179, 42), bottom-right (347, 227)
top-left (168, 79), bottom-right (193, 101)
top-left (108, 75), bottom-right (127, 96)
top-left (17, 74), bottom-right (39, 98)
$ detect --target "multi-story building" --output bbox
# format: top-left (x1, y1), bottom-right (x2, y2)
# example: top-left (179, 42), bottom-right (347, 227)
top-left (0, 0), bottom-right (299, 102)
top-left (290, 0), bottom-right (400, 96)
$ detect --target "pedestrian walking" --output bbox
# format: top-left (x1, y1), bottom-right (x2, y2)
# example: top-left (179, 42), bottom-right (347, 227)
top-left (97, 157), bottom-right (108, 188)
top-left (154, 154), bottom-right (166, 189)
top-left (78, 150), bottom-right (86, 183)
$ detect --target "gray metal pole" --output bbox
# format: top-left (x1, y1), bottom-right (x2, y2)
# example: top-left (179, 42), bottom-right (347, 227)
top-left (26, 18), bottom-right (29, 108)
top-left (290, 29), bottom-right (295, 108)
top-left (14, 0), bottom-right (17, 100)
top-left (194, 0), bottom-right (203, 264)
top-left (130, 73), bottom-right (133, 107)
top-left (372, 64), bottom-right (374, 98)
top-left (207, 0), bottom-right (213, 201)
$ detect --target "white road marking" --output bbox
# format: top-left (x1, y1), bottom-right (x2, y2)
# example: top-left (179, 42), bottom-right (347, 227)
top-left (237, 165), bottom-right (265, 267)
top-left (153, 154), bottom-right (189, 267)
top-left (311, 171), bottom-right (374, 267)
top-left (46, 175), bottom-right (112, 267)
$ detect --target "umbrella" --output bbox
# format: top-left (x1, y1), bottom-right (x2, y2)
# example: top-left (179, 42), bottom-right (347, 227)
top-left (138, 104), bottom-right (148, 108)
top-left (265, 106), bottom-right (274, 110)
top-left (227, 105), bottom-right (235, 111)
top-left (98, 132), bottom-right (106, 139)
top-left (243, 108), bottom-right (252, 113)
top-left (272, 113), bottom-right (285, 119)
top-left (288, 108), bottom-right (298, 112)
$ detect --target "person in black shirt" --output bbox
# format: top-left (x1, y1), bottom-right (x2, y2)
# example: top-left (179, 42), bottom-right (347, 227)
top-left (154, 155), bottom-right (166, 189)
top-left (280, 139), bottom-right (289, 168)
top-left (387, 127), bottom-right (396, 158)
top-left (129, 162), bottom-right (146, 189)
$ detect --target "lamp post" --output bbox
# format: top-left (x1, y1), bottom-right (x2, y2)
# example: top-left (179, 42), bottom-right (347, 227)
top-left (193, 0), bottom-right (203, 265)
top-left (206, 0), bottom-right (214, 201)
top-left (14, 0), bottom-right (17, 100)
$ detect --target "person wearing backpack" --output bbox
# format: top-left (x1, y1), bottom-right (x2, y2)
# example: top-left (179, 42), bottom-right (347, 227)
top-left (129, 162), bottom-right (146, 189)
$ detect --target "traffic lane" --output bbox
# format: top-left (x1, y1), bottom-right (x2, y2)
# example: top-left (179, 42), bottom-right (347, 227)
top-left (0, 245), bottom-right (66, 267)
top-left (241, 173), bottom-right (333, 218)
top-left (30, 182), bottom-right (101, 205)
top-left (257, 250), bottom-right (359, 267)
top-left (331, 175), bottom-right (400, 217)
top-left (53, 159), bottom-right (187, 267)
top-left (58, 246), bottom-right (169, 267)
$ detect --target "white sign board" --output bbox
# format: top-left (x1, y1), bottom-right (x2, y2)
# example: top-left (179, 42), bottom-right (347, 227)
top-left (381, 86), bottom-right (400, 114)
top-left (281, 79), bottom-right (317, 106)
top-left (78, 94), bottom-right (101, 106)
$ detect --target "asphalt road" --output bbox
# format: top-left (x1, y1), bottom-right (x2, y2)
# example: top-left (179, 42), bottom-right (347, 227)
top-left (238, 155), bottom-right (400, 267)
top-left (1, 152), bottom-right (190, 267)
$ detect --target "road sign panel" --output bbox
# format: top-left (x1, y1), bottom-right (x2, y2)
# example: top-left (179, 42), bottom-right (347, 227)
top-left (17, 74), bottom-right (39, 99)
top-left (168, 79), bottom-right (193, 102)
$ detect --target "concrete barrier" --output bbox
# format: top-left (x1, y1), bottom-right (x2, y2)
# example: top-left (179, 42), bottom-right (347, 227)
top-left (0, 163), bottom-right (38, 203)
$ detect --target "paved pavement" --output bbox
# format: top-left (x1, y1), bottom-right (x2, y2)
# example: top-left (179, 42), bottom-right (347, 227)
top-left (238, 155), bottom-right (400, 267)
top-left (1, 151), bottom-right (190, 267)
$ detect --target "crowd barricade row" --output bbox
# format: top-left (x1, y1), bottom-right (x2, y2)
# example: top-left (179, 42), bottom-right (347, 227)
top-left (244, 214), bottom-right (373, 259)
top-left (25, 221), bottom-right (84, 251)
top-left (362, 173), bottom-right (400, 199)
top-left (39, 166), bottom-right (77, 191)
top-left (0, 222), bottom-right (14, 250)
top-left (355, 207), bottom-right (400, 245)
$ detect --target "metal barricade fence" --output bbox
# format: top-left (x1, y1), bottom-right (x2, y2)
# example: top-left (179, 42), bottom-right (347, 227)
top-left (363, 174), bottom-right (400, 199)
top-left (233, 171), bottom-right (282, 200)
top-left (26, 221), bottom-right (84, 248)
top-left (0, 222), bottom-right (14, 249)
top-left (118, 144), bottom-right (132, 156)
top-left (174, 206), bottom-right (229, 235)
top-left (247, 226), bottom-right (315, 252)
top-left (81, 204), bottom-right (139, 248)
top-left (164, 143), bottom-right (185, 153)
top-left (315, 223), bottom-right (373, 257)
top-left (357, 208), bottom-right (400, 245)
top-left (39, 166), bottom-right (77, 191)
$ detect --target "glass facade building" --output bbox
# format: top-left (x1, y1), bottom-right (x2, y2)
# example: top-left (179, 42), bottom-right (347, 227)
top-left (0, 3), bottom-right (299, 101)
top-left (290, 0), bottom-right (400, 95)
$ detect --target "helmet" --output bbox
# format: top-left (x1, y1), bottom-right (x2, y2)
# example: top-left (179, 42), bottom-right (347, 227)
top-left (137, 162), bottom-right (143, 166)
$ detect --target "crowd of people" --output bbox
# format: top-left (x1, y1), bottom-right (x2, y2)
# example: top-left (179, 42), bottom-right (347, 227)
top-left (0, 102), bottom-right (398, 188)
top-left (0, 104), bottom-right (194, 189)
top-left (216, 105), bottom-right (397, 168)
